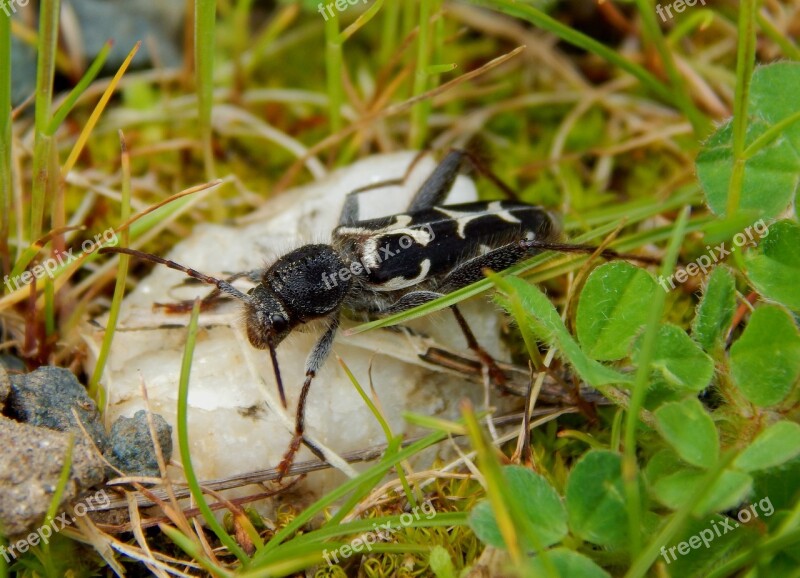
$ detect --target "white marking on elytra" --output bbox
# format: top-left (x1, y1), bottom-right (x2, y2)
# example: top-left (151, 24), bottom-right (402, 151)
top-left (362, 237), bottom-right (381, 270)
top-left (358, 214), bottom-right (436, 271)
top-left (339, 215), bottom-right (434, 247)
top-left (334, 226), bottom-right (373, 237)
top-left (437, 201), bottom-right (521, 238)
top-left (388, 215), bottom-right (436, 246)
top-left (373, 259), bottom-right (432, 291)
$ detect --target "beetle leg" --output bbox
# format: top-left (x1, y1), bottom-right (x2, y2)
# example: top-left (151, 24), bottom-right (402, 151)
top-left (437, 239), bottom-right (541, 293)
top-left (406, 150), bottom-right (465, 212)
top-left (338, 151), bottom-right (430, 226)
top-left (448, 304), bottom-right (510, 392)
top-left (379, 289), bottom-right (513, 392)
top-left (277, 315), bottom-right (339, 479)
top-left (408, 148), bottom-right (521, 212)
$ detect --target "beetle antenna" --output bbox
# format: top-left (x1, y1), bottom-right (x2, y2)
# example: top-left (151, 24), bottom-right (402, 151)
top-left (521, 240), bottom-right (660, 265)
top-left (268, 341), bottom-right (288, 409)
top-left (99, 247), bottom-right (252, 302)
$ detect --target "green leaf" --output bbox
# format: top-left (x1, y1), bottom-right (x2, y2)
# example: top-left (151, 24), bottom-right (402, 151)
top-left (730, 305), bottom-right (800, 406)
top-left (692, 266), bottom-right (736, 351)
top-left (529, 548), bottom-right (612, 578)
top-left (633, 324), bottom-right (715, 391)
top-left (645, 449), bottom-right (684, 486)
top-left (749, 62), bottom-right (800, 150)
top-left (654, 398), bottom-right (719, 468)
top-left (468, 466), bottom-right (567, 551)
top-left (576, 261), bottom-right (658, 360)
top-left (566, 450), bottom-right (637, 548)
top-left (652, 468), bottom-right (752, 516)
top-left (744, 219), bottom-right (800, 311)
top-left (469, 501), bottom-right (506, 549)
top-left (429, 545), bottom-right (456, 578)
top-left (734, 421), bottom-right (800, 472)
top-left (696, 119), bottom-right (799, 218)
top-left (696, 62), bottom-right (800, 219)
top-left (496, 277), bottom-right (633, 387)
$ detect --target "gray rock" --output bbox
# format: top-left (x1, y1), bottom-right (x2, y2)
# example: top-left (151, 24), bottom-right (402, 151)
top-left (0, 354), bottom-right (27, 373)
top-left (0, 416), bottom-right (106, 536)
top-left (8, 366), bottom-right (109, 452)
top-left (10, 33), bottom-right (37, 108)
top-left (65, 0), bottom-right (184, 69)
top-left (109, 410), bottom-right (172, 477)
top-left (10, 0), bottom-right (185, 106)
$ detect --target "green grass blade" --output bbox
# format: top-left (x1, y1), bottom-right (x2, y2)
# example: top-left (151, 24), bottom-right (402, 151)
top-left (726, 0), bottom-right (758, 216)
top-left (88, 132), bottom-right (132, 398)
top-left (622, 205), bottom-right (691, 559)
top-left (37, 433), bottom-right (74, 573)
top-left (667, 9), bottom-right (716, 44)
top-left (47, 40), bottom-right (112, 135)
top-left (279, 512), bottom-right (467, 549)
top-left (339, 0), bottom-right (385, 43)
top-left (469, 0), bottom-right (675, 105)
top-left (324, 13), bottom-right (343, 135)
top-left (756, 11), bottom-right (800, 60)
top-left (337, 356), bottom-right (417, 506)
top-left (196, 0), bottom-right (218, 184)
top-left (30, 0), bottom-right (60, 241)
top-left (0, 7), bottom-right (11, 279)
top-left (159, 524), bottom-right (233, 578)
top-left (177, 300), bottom-right (250, 564)
top-left (379, 0), bottom-right (401, 63)
top-left (626, 451), bottom-right (738, 578)
top-left (255, 430), bottom-right (447, 561)
top-left (409, 0), bottom-right (432, 148)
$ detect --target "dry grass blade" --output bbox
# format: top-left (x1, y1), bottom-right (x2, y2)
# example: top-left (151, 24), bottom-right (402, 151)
top-left (275, 45), bottom-right (526, 191)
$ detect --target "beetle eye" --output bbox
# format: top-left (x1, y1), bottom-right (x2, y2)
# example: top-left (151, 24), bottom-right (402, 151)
top-left (270, 313), bottom-right (288, 332)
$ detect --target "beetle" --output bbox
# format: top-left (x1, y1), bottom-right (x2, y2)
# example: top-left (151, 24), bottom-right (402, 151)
top-left (101, 150), bottom-right (652, 477)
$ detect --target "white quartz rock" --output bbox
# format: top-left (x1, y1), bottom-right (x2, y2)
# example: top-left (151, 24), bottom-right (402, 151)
top-left (83, 152), bottom-right (513, 502)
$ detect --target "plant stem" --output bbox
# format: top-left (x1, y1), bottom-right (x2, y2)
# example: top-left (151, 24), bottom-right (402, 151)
top-left (89, 132), bottom-right (132, 398)
top-left (196, 0), bottom-right (218, 183)
top-left (410, 0), bottom-right (432, 148)
top-left (325, 13), bottom-right (343, 136)
top-left (0, 12), bottom-right (10, 280)
top-left (727, 0), bottom-right (757, 216)
top-left (623, 206), bottom-right (690, 559)
top-left (30, 0), bottom-right (60, 241)
top-left (380, 0), bottom-right (400, 64)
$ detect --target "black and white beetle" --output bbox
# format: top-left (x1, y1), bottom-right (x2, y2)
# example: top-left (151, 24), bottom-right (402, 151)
top-left (101, 150), bottom-right (652, 477)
